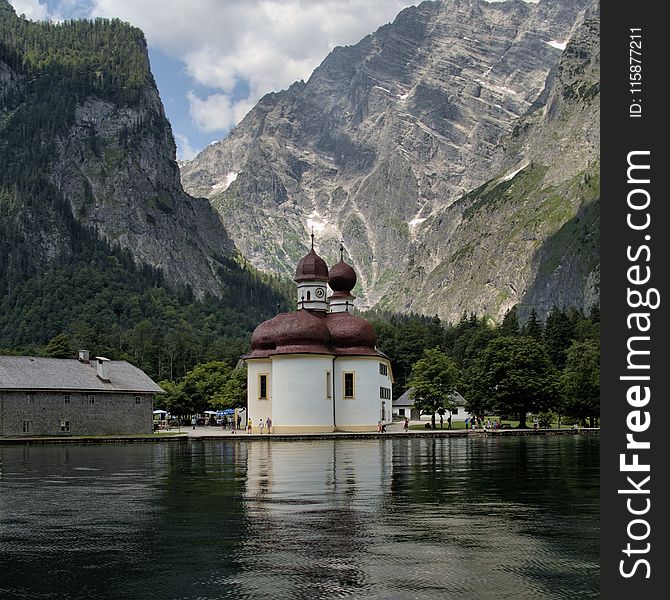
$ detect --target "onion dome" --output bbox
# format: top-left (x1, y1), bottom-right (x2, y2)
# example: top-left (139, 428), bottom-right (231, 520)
top-left (328, 260), bottom-right (357, 293)
top-left (274, 310), bottom-right (333, 354)
top-left (326, 312), bottom-right (379, 356)
top-left (247, 313), bottom-right (291, 358)
top-left (294, 248), bottom-right (329, 282)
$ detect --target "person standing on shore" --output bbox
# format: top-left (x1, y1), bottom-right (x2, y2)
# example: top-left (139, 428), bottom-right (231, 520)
top-left (191, 416), bottom-right (196, 430)
top-left (266, 417), bottom-right (272, 434)
top-left (247, 418), bottom-right (253, 434)
top-left (404, 417), bottom-right (409, 432)
top-left (237, 414), bottom-right (242, 430)
top-left (447, 414), bottom-right (452, 429)
top-left (259, 419), bottom-right (264, 434)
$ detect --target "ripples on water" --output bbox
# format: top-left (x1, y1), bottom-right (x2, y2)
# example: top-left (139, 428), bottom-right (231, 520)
top-left (0, 436), bottom-right (599, 599)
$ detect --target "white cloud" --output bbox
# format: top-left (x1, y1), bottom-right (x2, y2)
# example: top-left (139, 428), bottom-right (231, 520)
top-left (174, 132), bottom-right (198, 161)
top-left (186, 91), bottom-right (255, 134)
top-left (9, 0), bottom-right (48, 20)
top-left (89, 0), bottom-right (420, 135)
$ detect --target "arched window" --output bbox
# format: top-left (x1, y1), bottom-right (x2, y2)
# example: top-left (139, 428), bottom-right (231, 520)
top-left (307, 290), bottom-right (311, 300)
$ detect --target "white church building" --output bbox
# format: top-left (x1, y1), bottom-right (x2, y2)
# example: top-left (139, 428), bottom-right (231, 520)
top-left (244, 239), bottom-right (393, 433)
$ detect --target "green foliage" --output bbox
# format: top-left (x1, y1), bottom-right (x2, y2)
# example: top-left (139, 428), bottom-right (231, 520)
top-left (43, 333), bottom-right (72, 358)
top-left (522, 308), bottom-right (543, 340)
top-left (179, 361), bottom-right (232, 415)
top-left (446, 313), bottom-right (497, 370)
top-left (499, 306), bottom-right (520, 336)
top-left (561, 339), bottom-right (599, 426)
top-left (408, 347), bottom-right (459, 428)
top-left (212, 366), bottom-right (247, 410)
top-left (544, 307), bottom-right (577, 369)
top-left (464, 336), bottom-right (559, 427)
top-left (156, 362), bottom-right (247, 415)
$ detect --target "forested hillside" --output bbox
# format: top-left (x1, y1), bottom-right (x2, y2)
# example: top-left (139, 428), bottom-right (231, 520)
top-left (0, 1), bottom-right (292, 379)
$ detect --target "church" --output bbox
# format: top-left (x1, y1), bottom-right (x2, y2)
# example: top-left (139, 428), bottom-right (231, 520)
top-left (244, 238), bottom-right (393, 433)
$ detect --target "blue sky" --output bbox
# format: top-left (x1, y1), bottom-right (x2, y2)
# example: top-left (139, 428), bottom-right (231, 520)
top-left (10, 0), bottom-right (420, 160)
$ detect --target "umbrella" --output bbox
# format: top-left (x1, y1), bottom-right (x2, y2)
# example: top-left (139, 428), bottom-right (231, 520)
top-left (204, 410), bottom-right (218, 415)
top-left (153, 409), bottom-right (167, 414)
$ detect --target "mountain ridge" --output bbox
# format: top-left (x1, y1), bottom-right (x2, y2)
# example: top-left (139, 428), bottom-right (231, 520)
top-left (180, 0), bottom-right (599, 320)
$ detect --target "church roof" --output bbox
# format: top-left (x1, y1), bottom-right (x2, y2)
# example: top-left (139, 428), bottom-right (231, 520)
top-left (245, 310), bottom-right (384, 359)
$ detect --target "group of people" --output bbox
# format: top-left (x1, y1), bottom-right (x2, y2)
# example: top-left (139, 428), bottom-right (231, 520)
top-left (247, 417), bottom-right (272, 434)
top-left (191, 414), bottom-right (243, 431)
top-left (465, 417), bottom-right (503, 430)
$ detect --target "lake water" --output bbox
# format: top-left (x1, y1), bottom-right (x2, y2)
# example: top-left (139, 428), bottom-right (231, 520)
top-left (0, 435), bottom-right (599, 599)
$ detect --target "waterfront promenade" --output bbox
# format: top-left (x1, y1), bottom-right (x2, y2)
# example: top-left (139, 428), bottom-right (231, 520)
top-left (0, 422), bottom-right (599, 444)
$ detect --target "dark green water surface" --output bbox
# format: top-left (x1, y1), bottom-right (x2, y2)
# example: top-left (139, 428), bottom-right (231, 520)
top-left (0, 435), bottom-right (599, 599)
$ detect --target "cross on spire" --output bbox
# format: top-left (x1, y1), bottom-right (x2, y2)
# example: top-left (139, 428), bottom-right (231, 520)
top-left (340, 240), bottom-right (344, 262)
top-left (311, 228), bottom-right (315, 250)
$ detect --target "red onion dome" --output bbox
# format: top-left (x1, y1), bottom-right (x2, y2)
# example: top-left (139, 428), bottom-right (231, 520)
top-left (250, 313), bottom-right (290, 351)
top-left (326, 312), bottom-right (377, 352)
top-left (328, 260), bottom-right (357, 293)
top-left (274, 310), bottom-right (333, 354)
top-left (295, 249), bottom-right (329, 282)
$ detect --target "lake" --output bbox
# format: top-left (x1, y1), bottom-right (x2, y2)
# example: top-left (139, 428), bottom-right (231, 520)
top-left (0, 435), bottom-right (599, 599)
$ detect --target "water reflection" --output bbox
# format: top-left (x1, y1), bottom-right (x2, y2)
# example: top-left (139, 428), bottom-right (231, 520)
top-left (0, 436), bottom-right (599, 599)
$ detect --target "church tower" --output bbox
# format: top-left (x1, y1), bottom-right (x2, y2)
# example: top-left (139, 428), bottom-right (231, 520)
top-left (328, 243), bottom-right (357, 313)
top-left (294, 233), bottom-right (329, 312)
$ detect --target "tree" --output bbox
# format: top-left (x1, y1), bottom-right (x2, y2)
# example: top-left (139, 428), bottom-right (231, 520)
top-left (544, 308), bottom-right (575, 369)
top-left (522, 308), bottom-right (543, 340)
top-left (43, 333), bottom-right (72, 358)
top-left (408, 348), bottom-right (460, 429)
top-left (212, 366), bottom-right (247, 409)
top-left (561, 339), bottom-right (600, 427)
top-left (156, 379), bottom-right (189, 417)
top-left (499, 305), bottom-right (519, 336)
top-left (180, 361), bottom-right (232, 415)
top-left (465, 336), bottom-right (559, 428)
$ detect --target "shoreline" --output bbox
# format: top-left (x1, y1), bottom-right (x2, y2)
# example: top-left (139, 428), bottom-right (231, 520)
top-left (0, 428), bottom-right (600, 445)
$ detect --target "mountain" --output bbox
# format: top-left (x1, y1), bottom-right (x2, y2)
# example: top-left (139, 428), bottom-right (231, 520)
top-left (1, 0), bottom-right (234, 299)
top-left (0, 1), bottom-right (291, 373)
top-left (377, 15), bottom-right (600, 320)
top-left (180, 0), bottom-right (599, 320)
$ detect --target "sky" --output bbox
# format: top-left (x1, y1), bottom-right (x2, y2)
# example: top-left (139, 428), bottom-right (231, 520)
top-left (9, 0), bottom-right (423, 160)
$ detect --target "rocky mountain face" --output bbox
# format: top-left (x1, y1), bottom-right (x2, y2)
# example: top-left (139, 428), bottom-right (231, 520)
top-left (181, 0), bottom-right (599, 320)
top-left (377, 15), bottom-right (600, 320)
top-left (49, 90), bottom-right (236, 299)
top-left (0, 1), bottom-right (236, 300)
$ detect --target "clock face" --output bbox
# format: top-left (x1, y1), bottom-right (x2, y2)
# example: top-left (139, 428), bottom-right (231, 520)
top-left (315, 287), bottom-right (325, 298)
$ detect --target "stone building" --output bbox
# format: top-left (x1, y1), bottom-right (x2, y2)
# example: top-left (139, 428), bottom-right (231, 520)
top-left (0, 352), bottom-right (164, 436)
top-left (245, 239), bottom-right (394, 433)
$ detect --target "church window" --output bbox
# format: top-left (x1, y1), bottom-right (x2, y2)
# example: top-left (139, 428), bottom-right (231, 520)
top-left (379, 363), bottom-right (388, 376)
top-left (259, 374), bottom-right (268, 399)
top-left (326, 371), bottom-right (332, 398)
top-left (344, 372), bottom-right (355, 399)
top-left (22, 420), bottom-right (31, 433)
top-left (60, 421), bottom-right (70, 432)
top-left (307, 290), bottom-right (311, 300)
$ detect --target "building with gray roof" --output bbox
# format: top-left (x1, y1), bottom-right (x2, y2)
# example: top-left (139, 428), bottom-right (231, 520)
top-left (0, 351), bottom-right (164, 436)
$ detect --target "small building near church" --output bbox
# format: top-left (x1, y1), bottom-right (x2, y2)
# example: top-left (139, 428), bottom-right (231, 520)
top-left (392, 388), bottom-right (471, 422)
top-left (0, 352), bottom-right (163, 436)
top-left (244, 239), bottom-right (393, 433)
